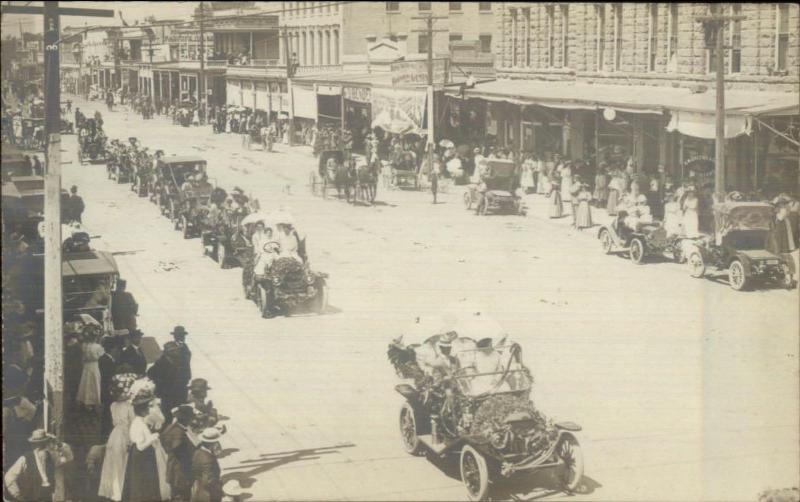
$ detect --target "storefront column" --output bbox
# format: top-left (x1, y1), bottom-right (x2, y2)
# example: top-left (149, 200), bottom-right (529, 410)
top-left (568, 110), bottom-right (585, 160)
top-left (632, 116), bottom-right (645, 171)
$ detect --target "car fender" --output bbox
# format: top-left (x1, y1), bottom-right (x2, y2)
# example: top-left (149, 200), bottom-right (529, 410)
top-left (729, 252), bottom-right (753, 276)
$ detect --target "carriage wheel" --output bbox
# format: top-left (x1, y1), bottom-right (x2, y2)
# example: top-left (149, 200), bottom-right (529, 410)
top-left (463, 191), bottom-right (472, 210)
top-left (629, 238), bottom-right (646, 264)
top-left (688, 253), bottom-right (705, 278)
top-left (728, 260), bottom-right (749, 291)
top-left (217, 243), bottom-right (227, 269)
top-left (399, 402), bottom-right (424, 455)
top-left (460, 445), bottom-right (490, 501)
top-left (556, 435), bottom-right (584, 493)
top-left (599, 229), bottom-right (614, 255)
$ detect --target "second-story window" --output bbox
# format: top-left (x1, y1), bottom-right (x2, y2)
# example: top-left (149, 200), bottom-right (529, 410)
top-left (547, 5), bottom-right (555, 68)
top-left (561, 4), bottom-right (569, 67)
top-left (776, 3), bottom-right (789, 71)
top-left (386, 2), bottom-right (399, 12)
top-left (729, 4), bottom-right (742, 74)
top-left (418, 34), bottom-right (430, 54)
top-left (418, 2), bottom-right (431, 12)
top-left (524, 8), bottom-right (531, 66)
top-left (449, 2), bottom-right (461, 11)
top-left (668, 3), bottom-right (678, 72)
top-left (449, 33), bottom-right (462, 43)
top-left (479, 2), bottom-right (491, 12)
top-left (479, 34), bottom-right (492, 53)
top-left (648, 3), bottom-right (658, 71)
top-left (613, 3), bottom-right (623, 71)
top-left (596, 4), bottom-right (606, 71)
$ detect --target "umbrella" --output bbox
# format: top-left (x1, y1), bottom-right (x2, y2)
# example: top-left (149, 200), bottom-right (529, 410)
top-left (438, 139), bottom-right (455, 148)
top-left (240, 211), bottom-right (271, 226)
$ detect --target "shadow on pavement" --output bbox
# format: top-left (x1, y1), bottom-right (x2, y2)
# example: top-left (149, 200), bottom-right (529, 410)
top-left (221, 443), bottom-right (356, 501)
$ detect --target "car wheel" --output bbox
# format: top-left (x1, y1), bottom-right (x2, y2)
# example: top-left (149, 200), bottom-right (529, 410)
top-left (629, 238), bottom-right (645, 264)
top-left (600, 229), bottom-right (613, 255)
top-left (672, 243), bottom-right (685, 264)
top-left (460, 444), bottom-right (490, 501)
top-left (556, 434), bottom-right (584, 493)
top-left (688, 253), bottom-right (705, 278)
top-left (181, 216), bottom-right (190, 239)
top-left (463, 191), bottom-right (472, 210)
top-left (399, 402), bottom-right (424, 455)
top-left (313, 281), bottom-right (328, 315)
top-left (728, 260), bottom-right (749, 291)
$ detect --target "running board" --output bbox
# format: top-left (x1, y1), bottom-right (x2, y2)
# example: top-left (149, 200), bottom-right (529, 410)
top-left (418, 435), bottom-right (459, 456)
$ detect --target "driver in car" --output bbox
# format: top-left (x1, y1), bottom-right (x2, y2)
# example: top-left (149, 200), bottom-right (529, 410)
top-left (416, 331), bottom-right (459, 380)
top-left (624, 194), bottom-right (653, 232)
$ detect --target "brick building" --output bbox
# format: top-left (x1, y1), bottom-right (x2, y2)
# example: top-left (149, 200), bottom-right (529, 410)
top-left (451, 2), bottom-right (799, 195)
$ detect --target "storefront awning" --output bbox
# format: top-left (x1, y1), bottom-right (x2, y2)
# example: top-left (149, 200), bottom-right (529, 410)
top-left (666, 110), bottom-right (750, 139)
top-left (456, 79), bottom-right (800, 122)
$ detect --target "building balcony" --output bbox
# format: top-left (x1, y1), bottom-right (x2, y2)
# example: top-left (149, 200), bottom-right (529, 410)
top-left (295, 64), bottom-right (343, 76)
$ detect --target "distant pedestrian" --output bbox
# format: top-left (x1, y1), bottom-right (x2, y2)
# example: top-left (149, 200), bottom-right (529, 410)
top-left (147, 342), bottom-right (186, 425)
top-left (575, 184), bottom-right (594, 229)
top-left (161, 405), bottom-right (196, 501)
top-left (171, 326), bottom-right (192, 390)
top-left (120, 330), bottom-right (147, 377)
top-left (65, 185), bottom-right (84, 224)
top-left (549, 177), bottom-right (563, 218)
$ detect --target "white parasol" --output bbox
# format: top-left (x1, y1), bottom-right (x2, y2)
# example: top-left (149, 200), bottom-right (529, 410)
top-left (438, 139), bottom-right (455, 148)
top-left (240, 211), bottom-right (271, 226)
top-left (269, 209), bottom-right (294, 227)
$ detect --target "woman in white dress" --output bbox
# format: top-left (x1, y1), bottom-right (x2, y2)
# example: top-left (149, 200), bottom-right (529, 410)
top-left (121, 392), bottom-right (170, 501)
top-left (537, 157), bottom-right (550, 195)
top-left (98, 375), bottom-right (137, 501)
top-left (682, 188), bottom-right (700, 237)
top-left (76, 327), bottom-right (104, 409)
top-left (520, 155), bottom-right (535, 194)
top-left (559, 162), bottom-right (573, 209)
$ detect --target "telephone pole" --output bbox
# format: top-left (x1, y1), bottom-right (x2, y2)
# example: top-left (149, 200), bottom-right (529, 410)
top-left (695, 6), bottom-right (746, 199)
top-left (282, 26), bottom-right (296, 146)
top-left (199, 1), bottom-right (206, 124)
top-left (411, 14), bottom-right (447, 192)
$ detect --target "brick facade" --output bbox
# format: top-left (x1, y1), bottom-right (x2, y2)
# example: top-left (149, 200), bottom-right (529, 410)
top-left (494, 2), bottom-right (800, 92)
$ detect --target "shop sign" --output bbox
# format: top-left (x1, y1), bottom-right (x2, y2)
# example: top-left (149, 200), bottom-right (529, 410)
top-left (371, 87), bottom-right (426, 135)
top-left (343, 86), bottom-right (371, 104)
top-left (391, 59), bottom-right (448, 87)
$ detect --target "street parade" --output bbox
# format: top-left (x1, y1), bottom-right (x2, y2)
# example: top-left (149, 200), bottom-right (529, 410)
top-left (2, 2), bottom-right (800, 502)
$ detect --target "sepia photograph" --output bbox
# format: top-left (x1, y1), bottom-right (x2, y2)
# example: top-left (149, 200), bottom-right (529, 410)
top-left (1, 1), bottom-right (798, 501)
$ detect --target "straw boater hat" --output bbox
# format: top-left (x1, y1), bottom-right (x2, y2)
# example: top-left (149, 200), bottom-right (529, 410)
top-left (198, 427), bottom-right (223, 444)
top-left (28, 429), bottom-right (56, 445)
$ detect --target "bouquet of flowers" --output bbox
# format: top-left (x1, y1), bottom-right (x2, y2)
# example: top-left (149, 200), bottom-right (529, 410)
top-left (111, 373), bottom-right (139, 401)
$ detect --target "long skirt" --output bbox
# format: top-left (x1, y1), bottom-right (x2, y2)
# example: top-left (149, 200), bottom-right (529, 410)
top-left (98, 424), bottom-right (129, 501)
top-left (594, 185), bottom-right (609, 204)
top-left (537, 175), bottom-right (550, 195)
top-left (121, 446), bottom-right (161, 502)
top-left (576, 200), bottom-right (593, 229)
top-left (607, 189), bottom-right (620, 215)
top-left (76, 362), bottom-right (101, 406)
top-left (549, 191), bottom-right (563, 218)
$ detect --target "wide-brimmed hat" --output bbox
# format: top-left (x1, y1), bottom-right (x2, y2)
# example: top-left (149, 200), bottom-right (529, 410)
top-left (437, 331), bottom-right (458, 347)
top-left (270, 210), bottom-right (294, 227)
top-left (199, 427), bottom-right (224, 444)
top-left (188, 378), bottom-right (211, 391)
top-left (171, 325), bottom-right (188, 337)
top-left (172, 404), bottom-right (195, 420)
top-left (28, 429), bottom-right (56, 445)
top-left (131, 394), bottom-right (154, 405)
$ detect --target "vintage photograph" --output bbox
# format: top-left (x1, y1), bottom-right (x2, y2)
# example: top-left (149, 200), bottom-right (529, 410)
top-left (1, 1), bottom-right (799, 501)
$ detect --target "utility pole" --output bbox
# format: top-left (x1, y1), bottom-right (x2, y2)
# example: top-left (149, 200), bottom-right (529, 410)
top-left (696, 6), bottom-right (745, 200)
top-left (411, 14), bottom-right (447, 193)
top-left (199, 1), bottom-right (206, 124)
top-left (1, 4), bottom-right (113, 501)
top-left (282, 26), bottom-right (296, 146)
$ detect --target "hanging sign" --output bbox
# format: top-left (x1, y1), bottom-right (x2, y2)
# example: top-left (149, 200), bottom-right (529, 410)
top-left (391, 59), bottom-right (449, 87)
top-left (343, 86), bottom-right (371, 104)
top-left (371, 87), bottom-right (426, 135)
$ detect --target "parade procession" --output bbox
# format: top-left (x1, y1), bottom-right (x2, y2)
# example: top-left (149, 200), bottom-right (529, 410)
top-left (2, 2), bottom-right (800, 502)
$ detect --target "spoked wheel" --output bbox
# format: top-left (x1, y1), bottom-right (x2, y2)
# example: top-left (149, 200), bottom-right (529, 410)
top-left (781, 264), bottom-right (796, 290)
top-left (309, 172), bottom-right (317, 196)
top-left (728, 260), bottom-right (749, 291)
top-left (672, 241), bottom-right (686, 264)
top-left (399, 402), bottom-right (424, 455)
top-left (217, 243), bottom-right (226, 268)
top-left (599, 229), bottom-right (613, 255)
top-left (556, 435), bottom-right (584, 493)
top-left (463, 191), bottom-right (472, 209)
top-left (629, 237), bottom-right (645, 264)
top-left (460, 445), bottom-right (490, 501)
top-left (688, 253), bottom-right (705, 278)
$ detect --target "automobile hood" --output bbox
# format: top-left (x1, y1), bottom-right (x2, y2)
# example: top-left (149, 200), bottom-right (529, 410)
top-left (738, 249), bottom-right (780, 261)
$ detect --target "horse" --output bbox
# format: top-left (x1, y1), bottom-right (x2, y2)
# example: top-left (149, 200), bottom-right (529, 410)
top-left (331, 160), bottom-right (357, 203)
top-left (356, 160), bottom-right (380, 204)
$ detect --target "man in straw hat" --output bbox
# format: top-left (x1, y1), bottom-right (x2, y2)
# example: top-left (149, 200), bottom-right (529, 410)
top-left (187, 379), bottom-right (218, 432)
top-left (3, 429), bottom-right (73, 502)
top-left (190, 428), bottom-right (225, 502)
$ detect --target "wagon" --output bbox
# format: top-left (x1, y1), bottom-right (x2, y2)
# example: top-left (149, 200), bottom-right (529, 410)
top-left (683, 201), bottom-right (794, 291)
top-left (78, 131), bottom-right (107, 164)
top-left (464, 159), bottom-right (525, 215)
top-left (156, 156), bottom-right (212, 237)
top-left (309, 149), bottom-right (347, 199)
top-left (388, 335), bottom-right (583, 501)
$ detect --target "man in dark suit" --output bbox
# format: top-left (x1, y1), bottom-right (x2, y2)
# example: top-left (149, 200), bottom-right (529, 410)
top-left (119, 330), bottom-right (147, 376)
top-left (147, 342), bottom-right (185, 425)
top-left (111, 279), bottom-right (138, 332)
top-left (171, 326), bottom-right (192, 391)
top-left (161, 405), bottom-right (196, 501)
top-left (98, 336), bottom-right (119, 440)
top-left (191, 428), bottom-right (224, 502)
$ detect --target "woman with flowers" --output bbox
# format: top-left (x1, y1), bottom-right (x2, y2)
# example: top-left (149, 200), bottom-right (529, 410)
top-left (98, 374), bottom-right (136, 501)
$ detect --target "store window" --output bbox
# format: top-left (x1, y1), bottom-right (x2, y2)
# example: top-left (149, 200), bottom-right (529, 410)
top-left (668, 3), bottom-right (678, 71)
top-left (596, 4), bottom-right (606, 71)
top-left (612, 3), bottom-right (623, 71)
top-left (479, 2), bottom-right (491, 12)
top-left (449, 2), bottom-right (461, 11)
top-left (386, 2), bottom-right (399, 12)
top-left (418, 2), bottom-right (431, 12)
top-left (561, 4), bottom-right (569, 67)
top-left (729, 4), bottom-right (742, 74)
top-left (547, 5), bottom-right (555, 68)
top-left (776, 4), bottom-right (789, 71)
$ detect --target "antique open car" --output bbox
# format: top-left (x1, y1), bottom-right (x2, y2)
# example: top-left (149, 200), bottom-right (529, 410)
top-left (684, 201), bottom-right (793, 291)
top-left (388, 335), bottom-right (583, 501)
top-left (78, 122), bottom-right (108, 164)
top-left (62, 248), bottom-right (120, 334)
top-left (200, 188), bottom-right (250, 268)
top-left (464, 159), bottom-right (525, 216)
top-left (155, 156), bottom-right (209, 230)
top-left (598, 215), bottom-right (687, 264)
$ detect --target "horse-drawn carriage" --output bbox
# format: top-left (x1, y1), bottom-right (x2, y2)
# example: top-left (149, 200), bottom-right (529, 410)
top-left (309, 150), bottom-right (378, 204)
top-left (388, 328), bottom-right (583, 501)
top-left (684, 201), bottom-right (795, 291)
top-left (464, 159), bottom-right (525, 216)
top-left (392, 158), bottom-right (420, 191)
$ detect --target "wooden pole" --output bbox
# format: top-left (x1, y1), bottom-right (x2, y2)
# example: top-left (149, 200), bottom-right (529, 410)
top-left (199, 1), bottom-right (206, 124)
top-left (714, 19), bottom-right (725, 198)
top-left (283, 26), bottom-right (295, 146)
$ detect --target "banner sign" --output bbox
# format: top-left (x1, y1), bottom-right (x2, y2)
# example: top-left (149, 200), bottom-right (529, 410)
top-left (371, 87), bottom-right (426, 135)
top-left (391, 59), bottom-right (449, 87)
top-left (343, 86), bottom-right (371, 104)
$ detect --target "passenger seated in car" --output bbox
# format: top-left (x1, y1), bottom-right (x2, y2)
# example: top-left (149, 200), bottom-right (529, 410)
top-left (624, 195), bottom-right (653, 231)
top-left (416, 331), bottom-right (459, 379)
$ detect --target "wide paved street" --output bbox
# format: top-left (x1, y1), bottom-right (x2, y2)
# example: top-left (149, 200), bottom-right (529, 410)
top-left (64, 97), bottom-right (799, 501)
